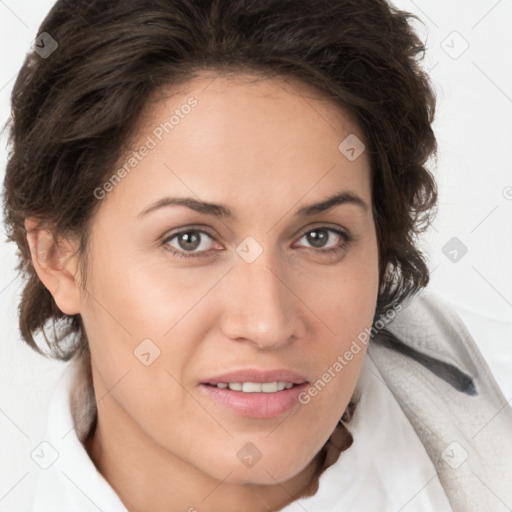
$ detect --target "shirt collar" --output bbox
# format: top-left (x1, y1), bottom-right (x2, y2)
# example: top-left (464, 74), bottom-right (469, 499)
top-left (31, 356), bottom-right (127, 512)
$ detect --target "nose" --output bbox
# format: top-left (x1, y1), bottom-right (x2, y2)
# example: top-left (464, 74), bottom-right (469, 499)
top-left (218, 251), bottom-right (306, 350)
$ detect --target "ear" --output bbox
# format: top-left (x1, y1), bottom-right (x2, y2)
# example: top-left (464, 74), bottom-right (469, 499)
top-left (24, 217), bottom-right (82, 315)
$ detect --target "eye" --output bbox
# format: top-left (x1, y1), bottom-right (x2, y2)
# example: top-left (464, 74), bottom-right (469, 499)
top-left (294, 227), bottom-right (352, 254)
top-left (162, 226), bottom-right (352, 260)
top-left (163, 229), bottom-right (215, 258)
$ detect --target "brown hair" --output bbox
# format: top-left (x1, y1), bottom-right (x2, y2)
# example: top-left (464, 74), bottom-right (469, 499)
top-left (2, 0), bottom-right (437, 360)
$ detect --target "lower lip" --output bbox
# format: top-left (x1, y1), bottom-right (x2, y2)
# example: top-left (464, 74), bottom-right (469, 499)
top-left (199, 383), bottom-right (309, 418)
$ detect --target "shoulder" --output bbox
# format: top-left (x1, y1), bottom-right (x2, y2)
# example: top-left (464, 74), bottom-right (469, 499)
top-left (372, 287), bottom-right (507, 396)
top-left (368, 287), bottom-right (512, 511)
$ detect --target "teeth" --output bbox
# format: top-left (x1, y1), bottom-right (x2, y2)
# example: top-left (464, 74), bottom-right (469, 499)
top-left (243, 382), bottom-right (263, 393)
top-left (214, 381), bottom-right (295, 392)
top-left (262, 382), bottom-right (278, 392)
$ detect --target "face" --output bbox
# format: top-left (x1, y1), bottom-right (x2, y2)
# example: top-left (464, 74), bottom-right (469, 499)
top-left (75, 72), bottom-right (379, 485)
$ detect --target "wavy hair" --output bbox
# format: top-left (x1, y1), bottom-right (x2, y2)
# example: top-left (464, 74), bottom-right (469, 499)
top-left (2, 0), bottom-right (437, 359)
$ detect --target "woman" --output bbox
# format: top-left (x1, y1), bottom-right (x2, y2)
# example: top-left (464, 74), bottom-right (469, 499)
top-left (3, 0), bottom-right (511, 510)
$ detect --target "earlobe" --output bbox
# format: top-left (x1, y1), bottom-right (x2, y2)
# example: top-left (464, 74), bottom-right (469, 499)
top-left (24, 217), bottom-right (82, 316)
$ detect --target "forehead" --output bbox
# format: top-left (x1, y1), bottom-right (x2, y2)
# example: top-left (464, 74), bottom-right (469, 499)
top-left (99, 72), bottom-right (372, 221)
top-left (140, 71), bottom-right (366, 151)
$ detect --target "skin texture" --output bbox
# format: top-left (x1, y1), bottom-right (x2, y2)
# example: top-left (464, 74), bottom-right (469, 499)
top-left (25, 72), bottom-right (380, 512)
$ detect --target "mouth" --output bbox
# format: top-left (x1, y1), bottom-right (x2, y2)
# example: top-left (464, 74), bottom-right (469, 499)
top-left (205, 381), bottom-right (298, 392)
top-left (199, 369), bottom-right (309, 418)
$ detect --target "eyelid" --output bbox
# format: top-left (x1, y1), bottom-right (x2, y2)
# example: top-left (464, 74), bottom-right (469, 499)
top-left (293, 225), bottom-right (352, 251)
top-left (161, 227), bottom-right (217, 256)
top-left (295, 222), bottom-right (352, 241)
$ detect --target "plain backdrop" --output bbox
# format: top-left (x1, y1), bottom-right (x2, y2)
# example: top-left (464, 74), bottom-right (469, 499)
top-left (1, 0), bottom-right (511, 510)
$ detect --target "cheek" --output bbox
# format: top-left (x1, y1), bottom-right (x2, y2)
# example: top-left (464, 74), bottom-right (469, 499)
top-left (299, 238), bottom-right (379, 415)
top-left (82, 238), bottom-right (216, 341)
top-left (302, 234), bottom-right (379, 342)
top-left (79, 244), bottom-right (226, 422)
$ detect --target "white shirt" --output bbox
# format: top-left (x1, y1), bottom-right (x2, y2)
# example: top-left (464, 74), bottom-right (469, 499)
top-left (30, 351), bottom-right (453, 511)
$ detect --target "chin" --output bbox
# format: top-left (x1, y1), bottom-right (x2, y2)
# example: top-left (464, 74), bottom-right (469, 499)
top-left (204, 448), bottom-right (313, 486)
top-left (224, 465), bottom-right (307, 486)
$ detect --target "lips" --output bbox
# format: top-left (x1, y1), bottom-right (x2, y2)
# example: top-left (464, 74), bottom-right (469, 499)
top-left (216, 381), bottom-right (294, 392)
top-left (199, 368), bottom-right (309, 418)
top-left (201, 368), bottom-right (308, 386)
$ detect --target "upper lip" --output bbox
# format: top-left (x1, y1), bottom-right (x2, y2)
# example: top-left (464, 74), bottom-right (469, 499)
top-left (201, 369), bottom-right (308, 385)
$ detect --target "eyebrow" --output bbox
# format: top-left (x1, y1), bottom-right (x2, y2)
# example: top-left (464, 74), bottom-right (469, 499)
top-left (137, 190), bottom-right (368, 219)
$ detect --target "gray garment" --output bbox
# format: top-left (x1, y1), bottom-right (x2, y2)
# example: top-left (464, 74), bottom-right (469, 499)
top-left (369, 288), bottom-right (512, 512)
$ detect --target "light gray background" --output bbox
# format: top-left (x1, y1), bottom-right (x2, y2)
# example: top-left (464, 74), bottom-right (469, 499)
top-left (1, 0), bottom-right (511, 509)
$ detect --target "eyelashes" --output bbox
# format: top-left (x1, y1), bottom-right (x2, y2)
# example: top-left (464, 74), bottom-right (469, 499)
top-left (162, 226), bottom-right (353, 260)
